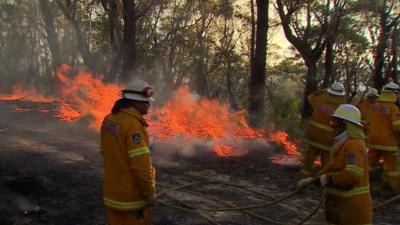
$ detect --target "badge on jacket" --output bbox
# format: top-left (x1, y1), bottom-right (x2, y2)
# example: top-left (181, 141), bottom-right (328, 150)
top-left (133, 133), bottom-right (141, 144)
top-left (346, 153), bottom-right (356, 164)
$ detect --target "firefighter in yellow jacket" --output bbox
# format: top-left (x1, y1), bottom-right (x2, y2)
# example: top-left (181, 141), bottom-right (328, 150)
top-left (301, 82), bottom-right (347, 178)
top-left (357, 88), bottom-right (379, 126)
top-left (367, 81), bottom-right (400, 193)
top-left (101, 79), bottom-right (156, 225)
top-left (298, 104), bottom-right (372, 225)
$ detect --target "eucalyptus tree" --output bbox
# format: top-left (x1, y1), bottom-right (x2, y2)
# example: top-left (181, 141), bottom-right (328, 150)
top-left (359, 0), bottom-right (399, 89)
top-left (276, 0), bottom-right (346, 118)
top-left (248, 0), bottom-right (269, 126)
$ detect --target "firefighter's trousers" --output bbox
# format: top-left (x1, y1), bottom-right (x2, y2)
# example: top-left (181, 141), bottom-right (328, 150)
top-left (369, 149), bottom-right (400, 193)
top-left (300, 146), bottom-right (331, 178)
top-left (106, 208), bottom-right (150, 225)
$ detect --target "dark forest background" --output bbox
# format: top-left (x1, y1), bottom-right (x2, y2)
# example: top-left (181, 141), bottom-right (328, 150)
top-left (0, 0), bottom-right (399, 126)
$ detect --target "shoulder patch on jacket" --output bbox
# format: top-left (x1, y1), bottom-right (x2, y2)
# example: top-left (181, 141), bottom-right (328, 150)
top-left (373, 105), bottom-right (390, 114)
top-left (133, 133), bottom-right (141, 144)
top-left (101, 120), bottom-right (120, 136)
top-left (346, 153), bottom-right (356, 164)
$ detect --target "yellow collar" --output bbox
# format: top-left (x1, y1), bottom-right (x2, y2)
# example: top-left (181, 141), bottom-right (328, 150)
top-left (346, 122), bottom-right (365, 139)
top-left (121, 107), bottom-right (148, 127)
top-left (378, 92), bottom-right (397, 103)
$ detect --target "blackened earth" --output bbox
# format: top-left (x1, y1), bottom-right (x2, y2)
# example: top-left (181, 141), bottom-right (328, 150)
top-left (0, 101), bottom-right (398, 225)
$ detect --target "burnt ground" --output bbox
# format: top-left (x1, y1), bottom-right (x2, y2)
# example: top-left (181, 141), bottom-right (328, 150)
top-left (0, 100), bottom-right (399, 225)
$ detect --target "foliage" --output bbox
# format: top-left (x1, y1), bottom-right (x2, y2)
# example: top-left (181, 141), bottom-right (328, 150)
top-left (0, 0), bottom-right (398, 123)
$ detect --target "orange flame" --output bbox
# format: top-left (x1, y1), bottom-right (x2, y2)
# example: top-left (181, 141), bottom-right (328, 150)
top-left (38, 108), bottom-right (50, 113)
top-left (0, 86), bottom-right (57, 103)
top-left (147, 87), bottom-right (264, 156)
top-left (55, 64), bottom-right (121, 128)
top-left (14, 106), bottom-right (30, 112)
top-left (54, 103), bottom-right (83, 122)
top-left (1, 65), bottom-right (300, 159)
top-left (269, 131), bottom-right (298, 158)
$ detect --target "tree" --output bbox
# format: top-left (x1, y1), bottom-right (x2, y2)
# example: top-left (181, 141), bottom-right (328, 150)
top-left (374, 0), bottom-right (399, 89)
top-left (276, 0), bottom-right (345, 118)
top-left (248, 0), bottom-right (268, 126)
top-left (56, 0), bottom-right (96, 72)
top-left (39, 0), bottom-right (62, 68)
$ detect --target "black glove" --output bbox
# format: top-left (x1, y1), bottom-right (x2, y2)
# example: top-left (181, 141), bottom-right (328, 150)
top-left (133, 209), bottom-right (144, 219)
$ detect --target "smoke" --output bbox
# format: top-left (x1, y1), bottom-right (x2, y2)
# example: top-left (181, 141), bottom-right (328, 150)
top-left (151, 134), bottom-right (273, 167)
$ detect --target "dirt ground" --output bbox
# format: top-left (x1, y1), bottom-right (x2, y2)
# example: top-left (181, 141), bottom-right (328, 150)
top-left (0, 100), bottom-right (399, 225)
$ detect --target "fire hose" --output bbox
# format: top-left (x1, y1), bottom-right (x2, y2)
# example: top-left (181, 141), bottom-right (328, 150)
top-left (154, 177), bottom-right (323, 225)
top-left (158, 183), bottom-right (287, 225)
top-left (373, 194), bottom-right (400, 209)
top-left (80, 153), bottom-right (398, 223)
top-left (155, 177), bottom-right (400, 224)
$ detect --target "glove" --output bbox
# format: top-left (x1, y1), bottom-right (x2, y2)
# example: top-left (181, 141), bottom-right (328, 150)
top-left (133, 209), bottom-right (144, 219)
top-left (320, 174), bottom-right (329, 186)
top-left (313, 174), bottom-right (329, 187)
top-left (149, 136), bottom-right (155, 152)
top-left (146, 194), bottom-right (157, 207)
top-left (296, 177), bottom-right (315, 190)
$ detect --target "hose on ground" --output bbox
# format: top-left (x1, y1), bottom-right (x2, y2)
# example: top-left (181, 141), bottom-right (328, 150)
top-left (195, 177), bottom-right (320, 212)
top-left (157, 199), bottom-right (221, 225)
top-left (155, 178), bottom-right (321, 225)
top-left (296, 197), bottom-right (325, 225)
top-left (373, 194), bottom-right (400, 209)
top-left (158, 183), bottom-right (289, 225)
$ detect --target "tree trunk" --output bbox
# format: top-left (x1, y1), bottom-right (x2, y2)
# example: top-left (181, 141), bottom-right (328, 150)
top-left (323, 38), bottom-right (334, 88)
top-left (195, 0), bottom-right (208, 96)
top-left (106, 0), bottom-right (121, 82)
top-left (248, 0), bottom-right (268, 127)
top-left (250, 0), bottom-right (255, 63)
top-left (39, 0), bottom-right (62, 68)
top-left (226, 57), bottom-right (237, 110)
top-left (120, 0), bottom-right (137, 83)
top-left (56, 0), bottom-right (96, 72)
top-left (390, 25), bottom-right (398, 83)
top-left (374, 0), bottom-right (389, 90)
top-left (302, 62), bottom-right (318, 119)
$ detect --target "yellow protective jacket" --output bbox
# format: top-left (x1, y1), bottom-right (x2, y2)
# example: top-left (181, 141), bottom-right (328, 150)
top-left (101, 107), bottom-right (156, 211)
top-left (366, 92), bottom-right (400, 151)
top-left (357, 100), bottom-right (375, 125)
top-left (318, 124), bottom-right (372, 225)
top-left (304, 90), bottom-right (346, 151)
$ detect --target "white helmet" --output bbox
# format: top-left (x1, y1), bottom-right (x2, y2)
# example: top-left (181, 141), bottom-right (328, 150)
top-left (332, 104), bottom-right (362, 126)
top-left (327, 81), bottom-right (345, 96)
top-left (382, 81), bottom-right (399, 93)
top-left (366, 88), bottom-right (379, 98)
top-left (122, 80), bottom-right (154, 102)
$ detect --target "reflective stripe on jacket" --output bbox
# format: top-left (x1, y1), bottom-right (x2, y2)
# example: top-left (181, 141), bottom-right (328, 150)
top-left (101, 107), bottom-right (156, 211)
top-left (304, 91), bottom-right (346, 151)
top-left (366, 92), bottom-right (400, 152)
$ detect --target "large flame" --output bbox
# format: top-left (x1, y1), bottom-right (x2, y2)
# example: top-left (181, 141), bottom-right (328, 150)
top-left (0, 64), bottom-right (300, 158)
top-left (54, 64), bottom-right (121, 129)
top-left (148, 87), bottom-right (264, 156)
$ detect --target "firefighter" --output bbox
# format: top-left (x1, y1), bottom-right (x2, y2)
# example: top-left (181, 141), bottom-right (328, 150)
top-left (367, 81), bottom-right (400, 193)
top-left (357, 88), bottom-right (379, 129)
top-left (100, 79), bottom-right (156, 225)
top-left (298, 104), bottom-right (372, 225)
top-left (300, 81), bottom-right (347, 178)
